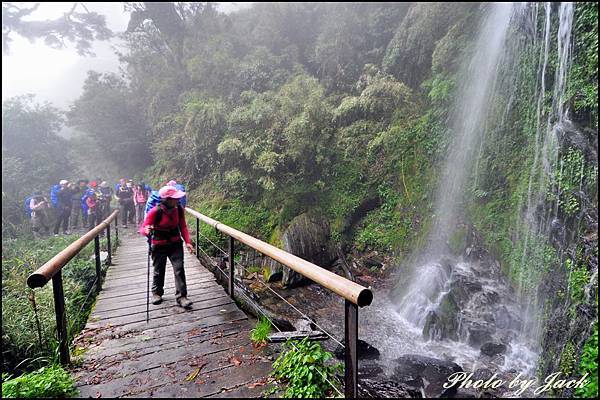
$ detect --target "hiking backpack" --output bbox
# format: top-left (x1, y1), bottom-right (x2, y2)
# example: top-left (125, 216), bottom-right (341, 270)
top-left (50, 184), bottom-right (61, 208)
top-left (144, 190), bottom-right (186, 217)
top-left (24, 196), bottom-right (34, 217)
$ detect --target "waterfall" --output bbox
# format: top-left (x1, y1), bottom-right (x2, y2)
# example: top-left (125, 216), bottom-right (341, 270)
top-left (391, 2), bottom-right (577, 377)
top-left (397, 3), bottom-right (515, 324)
top-left (512, 2), bottom-right (574, 353)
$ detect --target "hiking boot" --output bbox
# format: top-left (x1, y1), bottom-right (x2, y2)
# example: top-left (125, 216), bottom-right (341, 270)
top-left (152, 294), bottom-right (162, 305)
top-left (177, 297), bottom-right (193, 309)
top-left (122, 224), bottom-right (128, 229)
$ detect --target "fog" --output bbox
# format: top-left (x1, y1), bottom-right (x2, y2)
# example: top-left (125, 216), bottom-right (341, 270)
top-left (2, 3), bottom-right (128, 115)
top-left (1, 2), bottom-right (252, 128)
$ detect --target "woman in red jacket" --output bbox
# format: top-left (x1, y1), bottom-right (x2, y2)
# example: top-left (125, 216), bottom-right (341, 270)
top-left (140, 185), bottom-right (194, 308)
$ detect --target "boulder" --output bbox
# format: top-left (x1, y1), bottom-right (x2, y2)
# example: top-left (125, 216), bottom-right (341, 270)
top-left (466, 323), bottom-right (494, 348)
top-left (334, 339), bottom-right (381, 360)
top-left (358, 379), bottom-right (421, 398)
top-left (393, 354), bottom-right (463, 398)
top-left (262, 258), bottom-right (283, 282)
top-left (281, 213), bottom-right (336, 287)
top-left (480, 342), bottom-right (507, 357)
top-left (422, 292), bottom-right (459, 340)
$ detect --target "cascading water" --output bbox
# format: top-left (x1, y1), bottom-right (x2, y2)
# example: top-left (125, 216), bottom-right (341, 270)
top-left (362, 2), bottom-right (579, 385)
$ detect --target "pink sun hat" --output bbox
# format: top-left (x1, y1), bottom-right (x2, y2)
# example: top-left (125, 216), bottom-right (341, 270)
top-left (158, 185), bottom-right (186, 199)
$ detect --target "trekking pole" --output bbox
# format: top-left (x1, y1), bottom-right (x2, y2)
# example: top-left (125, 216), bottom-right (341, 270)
top-left (147, 228), bottom-right (153, 324)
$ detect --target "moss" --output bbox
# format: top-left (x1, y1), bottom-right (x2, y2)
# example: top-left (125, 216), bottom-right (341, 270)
top-left (448, 226), bottom-right (467, 256)
top-left (559, 341), bottom-right (577, 376)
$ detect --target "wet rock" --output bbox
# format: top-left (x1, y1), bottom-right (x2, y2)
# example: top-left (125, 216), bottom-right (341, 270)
top-left (358, 362), bottom-right (384, 379)
top-left (473, 367), bottom-right (494, 381)
top-left (393, 354), bottom-right (463, 397)
top-left (358, 379), bottom-right (422, 398)
top-left (466, 324), bottom-right (494, 348)
top-left (334, 339), bottom-right (380, 360)
top-left (363, 253), bottom-right (384, 268)
top-left (281, 213), bottom-right (336, 287)
top-left (480, 342), bottom-right (507, 357)
top-left (262, 258), bottom-right (283, 282)
top-left (423, 292), bottom-right (459, 341)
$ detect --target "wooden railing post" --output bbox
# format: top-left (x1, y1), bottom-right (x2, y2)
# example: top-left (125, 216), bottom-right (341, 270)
top-left (106, 223), bottom-right (112, 266)
top-left (228, 236), bottom-right (235, 299)
top-left (94, 236), bottom-right (101, 292)
top-left (52, 271), bottom-right (69, 365)
top-left (115, 224), bottom-right (119, 243)
top-left (196, 218), bottom-right (200, 260)
top-left (345, 300), bottom-right (358, 398)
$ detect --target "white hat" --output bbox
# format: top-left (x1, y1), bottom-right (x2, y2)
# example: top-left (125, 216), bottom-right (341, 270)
top-left (59, 179), bottom-right (68, 185)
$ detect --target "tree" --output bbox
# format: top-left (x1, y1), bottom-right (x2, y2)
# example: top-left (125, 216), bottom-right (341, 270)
top-left (67, 71), bottom-right (152, 172)
top-left (2, 2), bottom-right (112, 56)
top-left (2, 95), bottom-right (74, 234)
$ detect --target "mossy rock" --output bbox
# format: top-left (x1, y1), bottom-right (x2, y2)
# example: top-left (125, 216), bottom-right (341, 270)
top-left (281, 212), bottom-right (336, 287)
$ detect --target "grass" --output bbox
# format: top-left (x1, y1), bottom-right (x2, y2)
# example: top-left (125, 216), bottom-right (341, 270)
top-left (1, 364), bottom-right (79, 398)
top-left (250, 316), bottom-right (272, 345)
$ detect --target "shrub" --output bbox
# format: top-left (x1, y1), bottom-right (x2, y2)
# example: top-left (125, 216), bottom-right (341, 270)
top-left (270, 337), bottom-right (343, 398)
top-left (1, 365), bottom-right (78, 398)
top-left (250, 316), bottom-right (272, 345)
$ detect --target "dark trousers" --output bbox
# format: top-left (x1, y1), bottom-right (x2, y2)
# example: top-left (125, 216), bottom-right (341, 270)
top-left (120, 201), bottom-right (134, 226)
top-left (82, 207), bottom-right (88, 228)
top-left (151, 240), bottom-right (187, 300)
top-left (53, 206), bottom-right (71, 234)
top-left (87, 210), bottom-right (102, 232)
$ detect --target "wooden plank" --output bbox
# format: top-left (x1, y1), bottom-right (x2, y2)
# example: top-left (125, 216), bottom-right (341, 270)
top-left (267, 330), bottom-right (328, 342)
top-left (91, 287), bottom-right (227, 318)
top-left (86, 297), bottom-right (238, 329)
top-left (75, 335), bottom-right (254, 396)
top-left (86, 307), bottom-right (246, 342)
top-left (79, 323), bottom-right (244, 363)
top-left (95, 280), bottom-right (218, 301)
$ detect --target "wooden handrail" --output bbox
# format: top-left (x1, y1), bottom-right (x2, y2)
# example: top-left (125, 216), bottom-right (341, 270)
top-left (27, 209), bottom-right (120, 289)
top-left (185, 207), bottom-right (373, 307)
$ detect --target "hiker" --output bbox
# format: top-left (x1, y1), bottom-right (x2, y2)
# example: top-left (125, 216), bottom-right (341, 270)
top-left (133, 183), bottom-right (148, 225)
top-left (115, 180), bottom-right (134, 228)
top-left (53, 180), bottom-right (72, 236)
top-left (98, 181), bottom-right (114, 221)
top-left (69, 182), bottom-right (83, 230)
top-left (78, 180), bottom-right (90, 228)
top-left (30, 192), bottom-right (51, 238)
top-left (126, 180), bottom-right (136, 225)
top-left (140, 185), bottom-right (194, 309)
top-left (145, 179), bottom-right (186, 217)
top-left (85, 189), bottom-right (101, 231)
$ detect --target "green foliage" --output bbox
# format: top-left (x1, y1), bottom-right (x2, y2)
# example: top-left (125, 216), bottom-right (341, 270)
top-left (566, 258), bottom-right (590, 306)
top-left (568, 2), bottom-right (598, 127)
top-left (1, 364), bottom-right (78, 398)
top-left (66, 71), bottom-right (152, 172)
top-left (382, 2), bottom-right (478, 87)
top-left (2, 234), bottom-right (116, 374)
top-left (250, 317), bottom-right (271, 344)
top-left (2, 96), bottom-right (75, 235)
top-left (270, 337), bottom-right (343, 398)
top-left (559, 341), bottom-right (577, 376)
top-left (548, 148), bottom-right (595, 217)
top-left (575, 322), bottom-right (598, 398)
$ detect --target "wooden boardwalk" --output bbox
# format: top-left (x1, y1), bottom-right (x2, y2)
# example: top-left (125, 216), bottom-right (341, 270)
top-left (71, 229), bottom-right (273, 398)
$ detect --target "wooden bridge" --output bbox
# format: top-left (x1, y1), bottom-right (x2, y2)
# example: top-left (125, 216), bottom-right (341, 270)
top-left (70, 228), bottom-right (273, 398)
top-left (27, 207), bottom-right (373, 398)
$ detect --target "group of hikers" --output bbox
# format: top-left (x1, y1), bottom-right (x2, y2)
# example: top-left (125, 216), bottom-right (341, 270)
top-left (26, 178), bottom-right (186, 238)
top-left (27, 178), bottom-right (193, 309)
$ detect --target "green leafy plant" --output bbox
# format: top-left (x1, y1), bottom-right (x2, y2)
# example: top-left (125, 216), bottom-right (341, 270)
top-left (270, 337), bottom-right (343, 398)
top-left (250, 316), bottom-right (272, 344)
top-left (575, 323), bottom-right (598, 398)
top-left (1, 364), bottom-right (78, 398)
